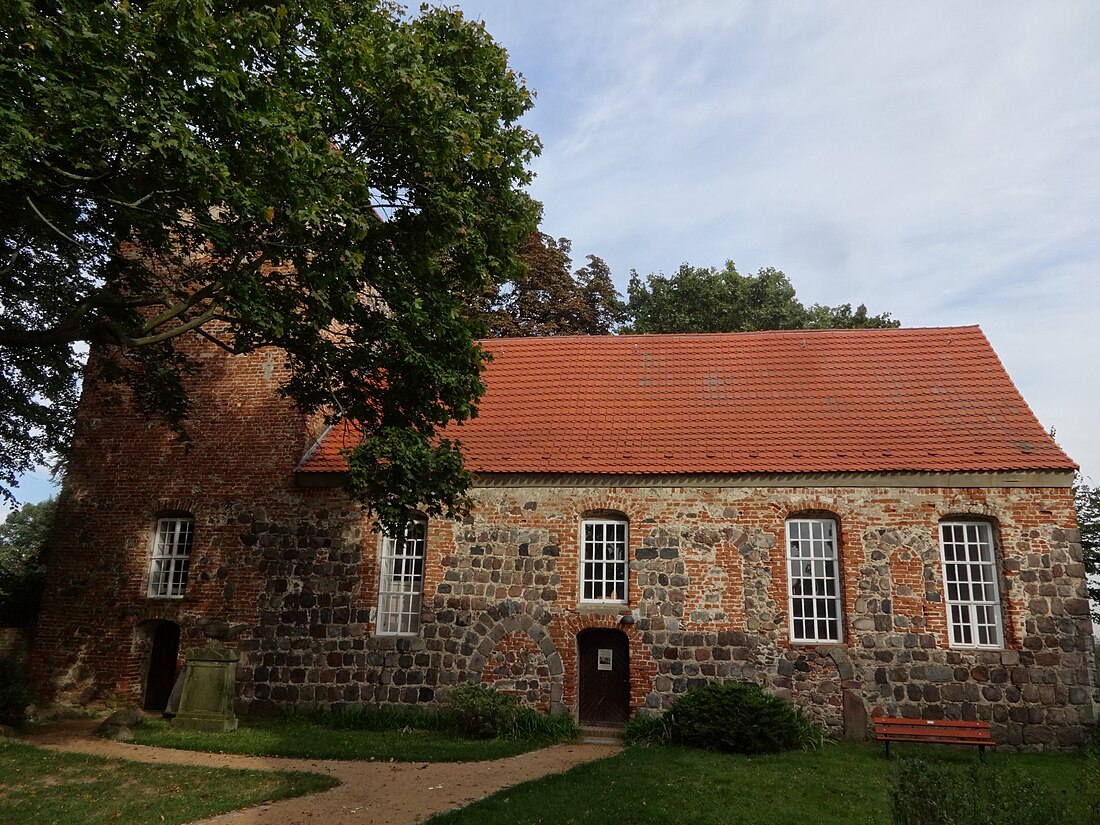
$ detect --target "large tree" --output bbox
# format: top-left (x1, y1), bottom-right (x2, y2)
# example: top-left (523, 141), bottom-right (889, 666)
top-left (474, 232), bottom-right (623, 337)
top-left (623, 262), bottom-right (898, 334)
top-left (0, 498), bottom-right (55, 628)
top-left (1074, 483), bottom-right (1100, 624)
top-left (0, 1), bottom-right (541, 524)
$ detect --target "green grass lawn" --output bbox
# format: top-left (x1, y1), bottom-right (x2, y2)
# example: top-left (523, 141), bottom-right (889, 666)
top-left (425, 742), bottom-right (1100, 825)
top-left (131, 716), bottom-right (554, 761)
top-left (0, 738), bottom-right (337, 825)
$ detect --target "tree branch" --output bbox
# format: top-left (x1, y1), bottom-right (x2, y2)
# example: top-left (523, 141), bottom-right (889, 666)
top-left (123, 306), bottom-right (220, 346)
top-left (24, 196), bottom-right (86, 250)
top-left (103, 188), bottom-right (180, 209)
top-left (39, 160), bottom-right (108, 182)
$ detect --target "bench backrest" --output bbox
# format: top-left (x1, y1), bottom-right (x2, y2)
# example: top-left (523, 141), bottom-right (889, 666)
top-left (874, 717), bottom-right (993, 743)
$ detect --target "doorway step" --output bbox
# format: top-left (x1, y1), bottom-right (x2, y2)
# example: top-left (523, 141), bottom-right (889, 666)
top-left (579, 724), bottom-right (624, 745)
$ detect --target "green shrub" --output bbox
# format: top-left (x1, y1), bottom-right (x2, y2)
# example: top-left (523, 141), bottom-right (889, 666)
top-left (890, 758), bottom-right (1069, 825)
top-left (447, 683), bottom-right (518, 739)
top-left (511, 707), bottom-right (578, 744)
top-left (664, 682), bottom-right (823, 754)
top-left (622, 712), bottom-right (671, 746)
top-left (0, 657), bottom-right (30, 728)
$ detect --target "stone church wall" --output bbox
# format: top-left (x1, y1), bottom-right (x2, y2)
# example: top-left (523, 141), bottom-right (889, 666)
top-left (30, 346), bottom-right (1097, 749)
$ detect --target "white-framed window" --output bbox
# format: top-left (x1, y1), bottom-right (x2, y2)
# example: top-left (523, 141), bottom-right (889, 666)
top-left (939, 521), bottom-right (1003, 648)
top-left (377, 519), bottom-right (427, 635)
top-left (148, 516), bottom-right (194, 598)
top-left (785, 518), bottom-right (842, 643)
top-left (581, 519), bottom-right (628, 603)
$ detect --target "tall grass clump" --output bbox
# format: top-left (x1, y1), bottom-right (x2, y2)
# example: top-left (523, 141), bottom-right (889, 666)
top-left (447, 684), bottom-right (577, 742)
top-left (890, 758), bottom-right (1069, 825)
top-left (447, 683), bottom-right (519, 739)
top-left (289, 687), bottom-right (577, 745)
top-left (622, 712), bottom-right (672, 746)
top-left (294, 703), bottom-right (452, 733)
top-left (512, 706), bottom-right (578, 744)
top-left (664, 682), bottom-right (824, 754)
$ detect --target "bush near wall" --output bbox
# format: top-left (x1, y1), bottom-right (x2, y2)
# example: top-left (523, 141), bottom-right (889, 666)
top-left (664, 682), bottom-right (825, 754)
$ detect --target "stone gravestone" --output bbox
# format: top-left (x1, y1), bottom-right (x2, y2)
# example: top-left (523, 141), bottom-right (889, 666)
top-left (171, 641), bottom-right (239, 732)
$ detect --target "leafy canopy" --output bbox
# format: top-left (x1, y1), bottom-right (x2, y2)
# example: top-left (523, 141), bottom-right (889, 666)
top-left (473, 232), bottom-right (623, 337)
top-left (623, 262), bottom-right (898, 334)
top-left (1073, 483), bottom-right (1099, 623)
top-left (0, 0), bottom-right (541, 523)
top-left (0, 497), bottom-right (55, 627)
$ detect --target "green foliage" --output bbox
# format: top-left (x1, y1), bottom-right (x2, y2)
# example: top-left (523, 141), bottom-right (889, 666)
top-left (0, 1), bottom-right (541, 520)
top-left (0, 497), bottom-right (55, 627)
top-left (664, 682), bottom-right (824, 754)
top-left (510, 706), bottom-right (579, 744)
top-left (447, 683), bottom-right (519, 739)
top-left (1074, 482), bottom-right (1099, 623)
top-left (889, 758), bottom-right (1069, 825)
top-left (474, 232), bottom-right (624, 337)
top-left (0, 657), bottom-right (30, 728)
top-left (622, 711), bottom-right (672, 745)
top-left (623, 262), bottom-right (898, 334)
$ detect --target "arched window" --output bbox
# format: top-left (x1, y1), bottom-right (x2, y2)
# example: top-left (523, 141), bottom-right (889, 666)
top-left (148, 515), bottom-right (194, 598)
top-left (580, 517), bottom-right (628, 603)
top-left (785, 517), bottom-right (842, 643)
top-left (939, 520), bottom-right (1003, 648)
top-left (377, 518), bottom-right (427, 635)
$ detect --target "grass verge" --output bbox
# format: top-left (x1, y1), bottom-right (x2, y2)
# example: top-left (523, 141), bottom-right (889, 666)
top-left (0, 738), bottom-right (337, 825)
top-left (131, 715), bottom-right (559, 761)
top-left (425, 742), bottom-right (1100, 825)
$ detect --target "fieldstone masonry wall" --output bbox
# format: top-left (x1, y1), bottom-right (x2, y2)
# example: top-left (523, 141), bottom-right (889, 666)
top-left (212, 481), bottom-right (1098, 748)
top-left (34, 471), bottom-right (1098, 749)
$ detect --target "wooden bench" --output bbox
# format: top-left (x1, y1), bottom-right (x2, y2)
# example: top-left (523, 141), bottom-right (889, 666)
top-left (873, 717), bottom-right (994, 762)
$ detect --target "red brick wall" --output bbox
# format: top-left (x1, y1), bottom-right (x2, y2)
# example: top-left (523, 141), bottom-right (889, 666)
top-left (29, 336), bottom-right (315, 707)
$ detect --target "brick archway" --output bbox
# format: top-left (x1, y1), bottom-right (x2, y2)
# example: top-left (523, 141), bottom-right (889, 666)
top-left (461, 601), bottom-right (566, 714)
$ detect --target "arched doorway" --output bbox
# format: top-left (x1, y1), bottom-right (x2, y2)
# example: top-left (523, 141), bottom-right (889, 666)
top-left (143, 621), bottom-right (180, 712)
top-left (577, 628), bottom-right (630, 726)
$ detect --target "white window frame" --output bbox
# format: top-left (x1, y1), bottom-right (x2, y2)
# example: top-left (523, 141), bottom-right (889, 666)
top-left (580, 518), bottom-right (628, 604)
top-left (785, 518), bottom-right (843, 643)
top-left (939, 520), bottom-right (1003, 649)
top-left (377, 519), bottom-right (427, 636)
top-left (148, 516), bottom-right (194, 599)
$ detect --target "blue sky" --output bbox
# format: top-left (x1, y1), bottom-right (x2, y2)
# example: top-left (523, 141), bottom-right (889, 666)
top-left (4, 1), bottom-right (1098, 519)
top-left (454, 0), bottom-right (1100, 480)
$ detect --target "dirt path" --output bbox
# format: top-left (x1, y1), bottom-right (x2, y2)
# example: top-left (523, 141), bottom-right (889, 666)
top-left (23, 721), bottom-right (619, 825)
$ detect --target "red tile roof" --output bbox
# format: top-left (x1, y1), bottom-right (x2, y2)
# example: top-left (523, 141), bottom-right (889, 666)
top-left (297, 326), bottom-right (1075, 476)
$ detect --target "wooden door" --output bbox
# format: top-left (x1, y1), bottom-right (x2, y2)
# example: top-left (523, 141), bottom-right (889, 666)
top-left (143, 621), bottom-right (180, 712)
top-left (578, 628), bottom-right (630, 726)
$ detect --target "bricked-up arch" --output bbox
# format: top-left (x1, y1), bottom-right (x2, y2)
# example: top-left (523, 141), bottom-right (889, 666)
top-left (579, 508), bottom-right (629, 521)
top-left (462, 600), bottom-right (566, 714)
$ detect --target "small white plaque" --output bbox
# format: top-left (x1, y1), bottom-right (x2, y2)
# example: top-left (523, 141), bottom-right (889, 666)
top-left (597, 649), bottom-right (613, 671)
